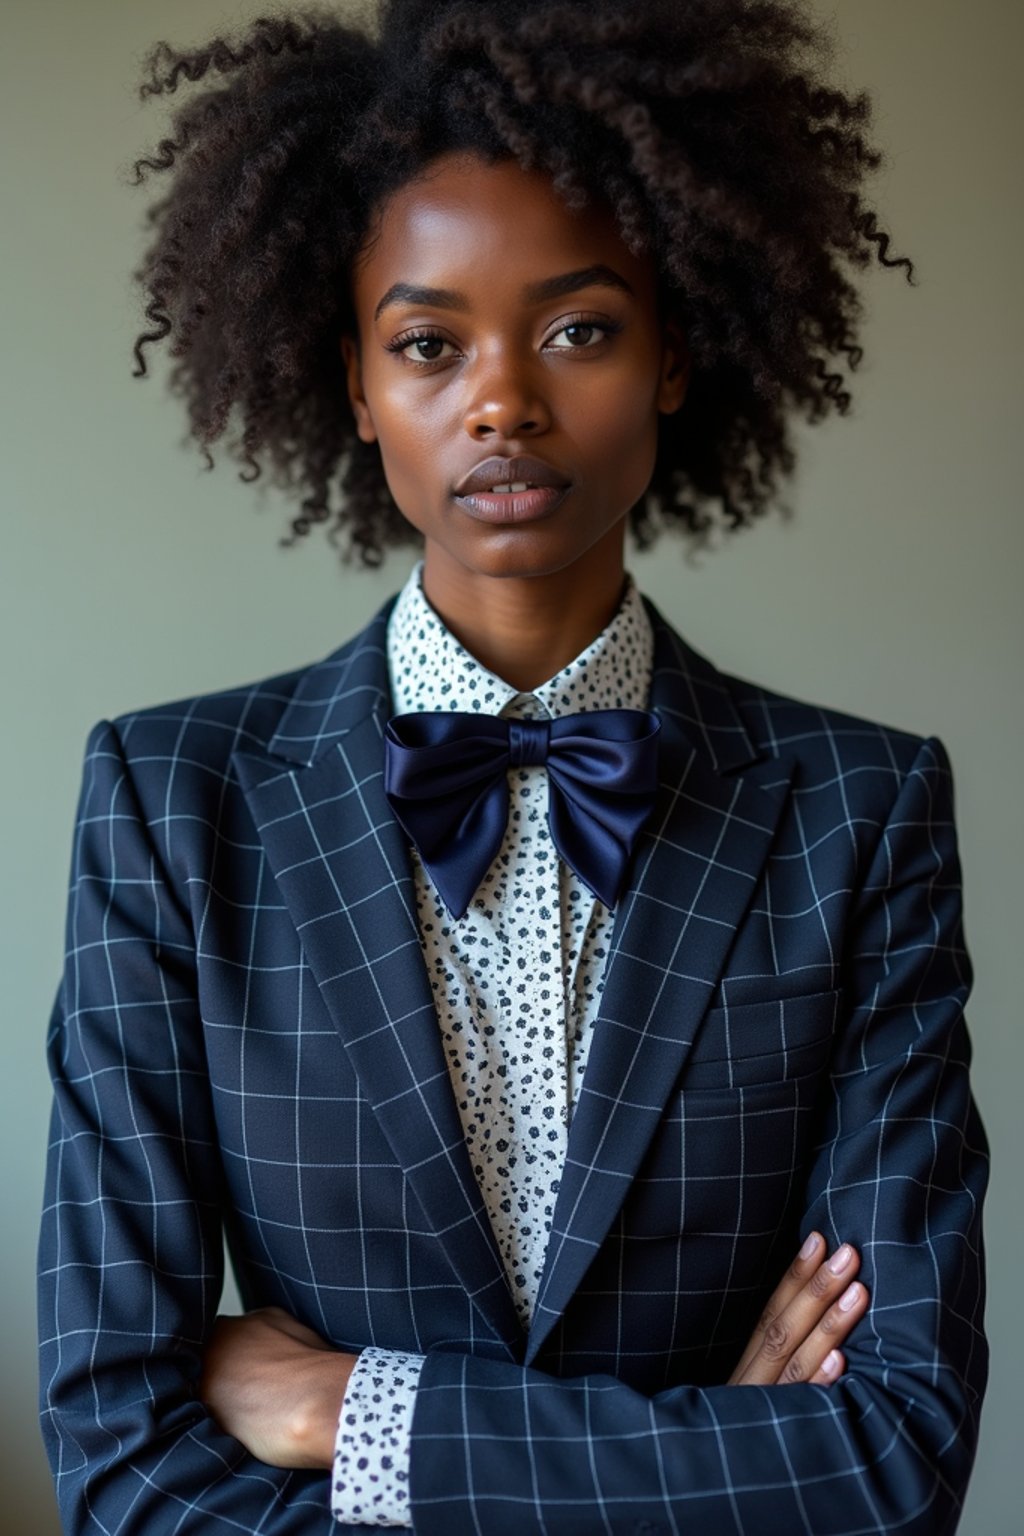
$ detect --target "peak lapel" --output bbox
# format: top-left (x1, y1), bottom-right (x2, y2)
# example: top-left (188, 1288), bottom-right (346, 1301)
top-left (231, 598), bottom-right (521, 1355)
top-left (527, 601), bottom-right (796, 1363)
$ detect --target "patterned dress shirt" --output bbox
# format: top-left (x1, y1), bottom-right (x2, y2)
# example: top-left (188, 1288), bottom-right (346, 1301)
top-left (331, 558), bottom-right (654, 1526)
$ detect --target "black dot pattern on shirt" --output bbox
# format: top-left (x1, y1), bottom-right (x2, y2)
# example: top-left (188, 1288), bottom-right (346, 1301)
top-left (388, 563), bottom-right (654, 1324)
top-left (333, 1350), bottom-right (420, 1525)
top-left (331, 561), bottom-right (655, 1527)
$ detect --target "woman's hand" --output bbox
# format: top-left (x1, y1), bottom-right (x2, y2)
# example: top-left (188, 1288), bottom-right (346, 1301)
top-left (727, 1233), bottom-right (869, 1386)
top-left (199, 1306), bottom-right (359, 1469)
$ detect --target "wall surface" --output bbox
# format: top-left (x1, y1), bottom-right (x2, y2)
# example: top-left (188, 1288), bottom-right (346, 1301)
top-left (3, 2), bottom-right (1019, 1532)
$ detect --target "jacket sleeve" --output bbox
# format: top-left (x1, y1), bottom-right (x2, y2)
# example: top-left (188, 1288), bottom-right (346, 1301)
top-left (406, 735), bottom-right (990, 1536)
top-left (37, 720), bottom-right (346, 1535)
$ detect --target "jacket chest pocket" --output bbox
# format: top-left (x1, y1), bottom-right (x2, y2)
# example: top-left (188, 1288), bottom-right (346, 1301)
top-left (621, 989), bottom-right (840, 1241)
top-left (682, 987), bottom-right (841, 1090)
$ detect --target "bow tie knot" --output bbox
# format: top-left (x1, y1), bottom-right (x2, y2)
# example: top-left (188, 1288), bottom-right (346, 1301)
top-left (507, 718), bottom-right (550, 768)
top-left (383, 708), bottom-right (661, 919)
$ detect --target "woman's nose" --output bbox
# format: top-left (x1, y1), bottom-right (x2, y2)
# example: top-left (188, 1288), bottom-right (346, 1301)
top-left (462, 353), bottom-right (552, 438)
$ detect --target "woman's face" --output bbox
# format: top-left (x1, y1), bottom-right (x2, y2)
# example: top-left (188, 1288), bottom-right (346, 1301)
top-left (341, 150), bottom-right (688, 589)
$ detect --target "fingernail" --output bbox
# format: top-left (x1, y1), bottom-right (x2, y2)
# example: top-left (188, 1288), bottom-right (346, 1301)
top-left (823, 1349), bottom-right (841, 1376)
top-left (839, 1283), bottom-right (861, 1312)
top-left (799, 1232), bottom-right (820, 1260)
top-left (828, 1243), bottom-right (853, 1275)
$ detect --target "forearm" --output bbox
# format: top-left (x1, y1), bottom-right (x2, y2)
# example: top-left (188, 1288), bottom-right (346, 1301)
top-left (409, 1351), bottom-right (975, 1536)
top-left (38, 1103), bottom-right (348, 1535)
top-left (200, 1231), bottom-right (868, 1530)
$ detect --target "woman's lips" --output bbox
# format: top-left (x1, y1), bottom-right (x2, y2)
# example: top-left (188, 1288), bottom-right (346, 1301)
top-left (453, 485), bottom-right (570, 523)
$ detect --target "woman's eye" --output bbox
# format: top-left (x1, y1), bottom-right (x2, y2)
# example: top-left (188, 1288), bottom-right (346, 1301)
top-left (546, 321), bottom-right (611, 350)
top-left (389, 332), bottom-right (456, 363)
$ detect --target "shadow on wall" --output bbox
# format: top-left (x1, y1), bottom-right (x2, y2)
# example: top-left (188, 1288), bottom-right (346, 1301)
top-left (2, 1384), bottom-right (61, 1535)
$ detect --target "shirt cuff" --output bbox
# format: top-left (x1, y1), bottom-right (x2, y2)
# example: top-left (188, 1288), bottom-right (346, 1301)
top-left (331, 1345), bottom-right (425, 1528)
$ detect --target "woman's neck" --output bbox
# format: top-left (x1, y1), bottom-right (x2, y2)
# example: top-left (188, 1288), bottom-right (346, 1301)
top-left (420, 536), bottom-right (628, 693)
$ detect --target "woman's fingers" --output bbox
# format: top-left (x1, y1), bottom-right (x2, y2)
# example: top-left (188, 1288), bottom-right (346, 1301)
top-left (728, 1235), bottom-right (868, 1387)
top-left (775, 1276), bottom-right (869, 1385)
top-left (736, 1239), bottom-right (864, 1386)
top-left (728, 1231), bottom-right (831, 1382)
top-left (808, 1347), bottom-right (846, 1386)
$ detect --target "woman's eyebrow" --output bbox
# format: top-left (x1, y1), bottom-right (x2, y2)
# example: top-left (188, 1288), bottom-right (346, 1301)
top-left (372, 264), bottom-right (635, 322)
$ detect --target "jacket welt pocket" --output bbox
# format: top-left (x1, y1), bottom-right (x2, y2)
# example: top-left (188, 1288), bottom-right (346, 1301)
top-left (681, 988), bottom-right (841, 1091)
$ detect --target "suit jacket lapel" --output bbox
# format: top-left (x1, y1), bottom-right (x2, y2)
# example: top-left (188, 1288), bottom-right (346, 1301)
top-left (526, 598), bottom-right (796, 1363)
top-left (229, 588), bottom-right (795, 1366)
top-left (231, 597), bottom-right (523, 1356)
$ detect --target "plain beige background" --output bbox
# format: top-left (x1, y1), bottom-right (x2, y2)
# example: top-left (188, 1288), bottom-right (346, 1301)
top-left (3, 2), bottom-right (1019, 1531)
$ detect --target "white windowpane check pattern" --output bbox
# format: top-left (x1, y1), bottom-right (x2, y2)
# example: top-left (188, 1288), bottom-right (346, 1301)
top-left (38, 568), bottom-right (987, 1535)
top-left (332, 561), bottom-right (653, 1525)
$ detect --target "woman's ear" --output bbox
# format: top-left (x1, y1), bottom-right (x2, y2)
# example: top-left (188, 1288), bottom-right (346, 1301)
top-left (340, 333), bottom-right (378, 444)
top-left (657, 317), bottom-right (690, 416)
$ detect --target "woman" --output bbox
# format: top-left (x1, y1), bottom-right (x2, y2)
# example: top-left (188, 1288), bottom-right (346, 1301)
top-left (38, 3), bottom-right (988, 1531)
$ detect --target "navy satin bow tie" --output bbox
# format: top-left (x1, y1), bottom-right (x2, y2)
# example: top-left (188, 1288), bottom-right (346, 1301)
top-left (383, 709), bottom-right (661, 920)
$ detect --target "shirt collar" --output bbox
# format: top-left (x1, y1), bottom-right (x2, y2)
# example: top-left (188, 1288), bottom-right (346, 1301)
top-left (387, 559), bottom-right (654, 719)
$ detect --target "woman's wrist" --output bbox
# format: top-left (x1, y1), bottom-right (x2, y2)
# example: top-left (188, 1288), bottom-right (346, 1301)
top-left (200, 1308), bottom-right (360, 1470)
top-left (286, 1347), bottom-right (360, 1469)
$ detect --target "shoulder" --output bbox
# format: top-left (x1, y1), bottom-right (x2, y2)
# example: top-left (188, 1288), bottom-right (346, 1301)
top-left (730, 671), bottom-right (931, 777)
top-left (101, 658), bottom-right (311, 766)
top-left (653, 597), bottom-right (954, 850)
top-left (645, 594), bottom-right (942, 798)
top-left (722, 668), bottom-right (956, 837)
top-left (75, 600), bottom-right (394, 841)
top-left (95, 602), bottom-right (390, 773)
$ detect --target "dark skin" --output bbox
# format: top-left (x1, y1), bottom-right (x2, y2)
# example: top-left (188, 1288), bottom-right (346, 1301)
top-left (199, 149), bottom-right (869, 1470)
top-left (342, 149), bottom-right (688, 689)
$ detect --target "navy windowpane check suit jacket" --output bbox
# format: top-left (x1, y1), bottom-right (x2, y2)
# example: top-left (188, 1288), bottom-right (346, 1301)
top-left (38, 592), bottom-right (988, 1535)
